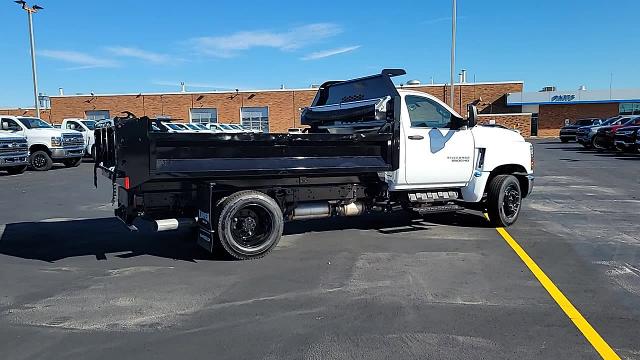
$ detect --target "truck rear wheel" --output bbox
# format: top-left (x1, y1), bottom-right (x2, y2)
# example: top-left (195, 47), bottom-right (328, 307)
top-left (486, 175), bottom-right (522, 227)
top-left (30, 150), bottom-right (53, 171)
top-left (215, 190), bottom-right (284, 260)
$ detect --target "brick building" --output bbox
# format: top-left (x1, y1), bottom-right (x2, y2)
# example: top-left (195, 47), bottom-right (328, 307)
top-left (5, 80), bottom-right (533, 135)
top-left (507, 88), bottom-right (640, 137)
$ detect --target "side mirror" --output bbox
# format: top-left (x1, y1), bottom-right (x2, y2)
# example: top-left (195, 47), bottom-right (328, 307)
top-left (467, 104), bottom-right (478, 128)
top-left (0, 122), bottom-right (7, 131)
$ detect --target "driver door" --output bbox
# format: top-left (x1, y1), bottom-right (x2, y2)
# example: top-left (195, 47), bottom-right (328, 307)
top-left (402, 95), bottom-right (475, 187)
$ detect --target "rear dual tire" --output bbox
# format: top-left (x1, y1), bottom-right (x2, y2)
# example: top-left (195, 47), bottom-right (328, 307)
top-left (214, 190), bottom-right (284, 260)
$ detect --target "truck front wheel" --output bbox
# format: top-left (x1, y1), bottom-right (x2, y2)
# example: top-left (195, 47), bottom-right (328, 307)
top-left (215, 190), bottom-right (284, 260)
top-left (30, 150), bottom-right (53, 171)
top-left (486, 175), bottom-right (522, 227)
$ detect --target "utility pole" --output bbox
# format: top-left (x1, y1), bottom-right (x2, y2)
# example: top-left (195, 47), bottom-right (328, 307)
top-left (449, 0), bottom-right (457, 108)
top-left (15, 1), bottom-right (43, 118)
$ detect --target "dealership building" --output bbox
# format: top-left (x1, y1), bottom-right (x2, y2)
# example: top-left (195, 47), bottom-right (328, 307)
top-left (507, 87), bottom-right (640, 136)
top-left (5, 79), bottom-right (638, 137)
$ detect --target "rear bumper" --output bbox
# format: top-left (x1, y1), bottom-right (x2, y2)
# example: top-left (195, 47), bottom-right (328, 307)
top-left (51, 147), bottom-right (85, 159)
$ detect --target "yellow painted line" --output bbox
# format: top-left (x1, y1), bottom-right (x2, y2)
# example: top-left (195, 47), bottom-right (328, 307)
top-left (484, 214), bottom-right (621, 360)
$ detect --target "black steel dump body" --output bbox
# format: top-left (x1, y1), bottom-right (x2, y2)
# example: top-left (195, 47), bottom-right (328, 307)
top-left (95, 70), bottom-right (405, 189)
top-left (95, 119), bottom-right (395, 189)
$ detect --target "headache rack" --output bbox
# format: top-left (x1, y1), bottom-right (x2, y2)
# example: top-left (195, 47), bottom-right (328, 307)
top-left (302, 69), bottom-right (405, 133)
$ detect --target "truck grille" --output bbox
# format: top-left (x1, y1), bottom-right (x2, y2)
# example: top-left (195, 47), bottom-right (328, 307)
top-left (0, 138), bottom-right (28, 154)
top-left (62, 134), bottom-right (85, 147)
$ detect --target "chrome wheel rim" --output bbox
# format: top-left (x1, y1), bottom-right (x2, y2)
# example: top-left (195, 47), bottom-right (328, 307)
top-left (502, 184), bottom-right (521, 219)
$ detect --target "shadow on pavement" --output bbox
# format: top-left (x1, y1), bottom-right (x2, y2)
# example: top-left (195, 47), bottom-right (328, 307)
top-left (284, 210), bottom-right (490, 236)
top-left (1, 211), bottom-right (490, 263)
top-left (0, 217), bottom-right (220, 263)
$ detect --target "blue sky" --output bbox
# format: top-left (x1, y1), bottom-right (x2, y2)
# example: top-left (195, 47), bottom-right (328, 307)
top-left (1, 0), bottom-right (639, 107)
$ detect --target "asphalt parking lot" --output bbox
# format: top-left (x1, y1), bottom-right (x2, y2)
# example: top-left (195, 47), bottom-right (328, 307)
top-left (0, 140), bottom-right (639, 360)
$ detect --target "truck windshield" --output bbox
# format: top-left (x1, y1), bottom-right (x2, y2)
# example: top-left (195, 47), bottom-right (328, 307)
top-left (19, 118), bottom-right (52, 129)
top-left (81, 120), bottom-right (96, 130)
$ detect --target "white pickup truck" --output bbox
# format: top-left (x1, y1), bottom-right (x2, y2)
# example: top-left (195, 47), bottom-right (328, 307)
top-left (94, 70), bottom-right (534, 260)
top-left (61, 118), bottom-right (97, 158)
top-left (0, 116), bottom-right (85, 171)
top-left (0, 132), bottom-right (29, 175)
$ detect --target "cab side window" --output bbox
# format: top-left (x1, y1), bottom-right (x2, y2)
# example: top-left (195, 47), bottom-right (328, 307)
top-left (405, 95), bottom-right (453, 128)
top-left (67, 121), bottom-right (84, 131)
top-left (1, 118), bottom-right (21, 131)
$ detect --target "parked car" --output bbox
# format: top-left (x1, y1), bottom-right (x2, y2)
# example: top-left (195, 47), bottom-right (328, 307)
top-left (614, 126), bottom-right (640, 153)
top-left (0, 132), bottom-right (29, 175)
top-left (593, 115), bottom-right (640, 150)
top-left (576, 115), bottom-right (624, 148)
top-left (559, 118), bottom-right (602, 142)
top-left (0, 116), bottom-right (85, 171)
top-left (61, 118), bottom-right (97, 158)
top-left (185, 123), bottom-right (211, 132)
top-left (206, 123), bottom-right (241, 133)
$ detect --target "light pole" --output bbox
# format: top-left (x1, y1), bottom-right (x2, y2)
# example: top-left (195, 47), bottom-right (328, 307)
top-left (449, 0), bottom-right (457, 109)
top-left (15, 0), bottom-right (43, 118)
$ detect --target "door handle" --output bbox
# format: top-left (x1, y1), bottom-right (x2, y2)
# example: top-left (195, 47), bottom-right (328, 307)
top-left (408, 135), bottom-right (424, 140)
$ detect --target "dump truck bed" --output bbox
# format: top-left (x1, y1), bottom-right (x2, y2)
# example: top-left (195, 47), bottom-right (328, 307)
top-left (95, 117), bottom-right (396, 189)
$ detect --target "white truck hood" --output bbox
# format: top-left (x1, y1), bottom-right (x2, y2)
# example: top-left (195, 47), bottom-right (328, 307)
top-left (0, 132), bottom-right (27, 140)
top-left (471, 125), bottom-right (525, 148)
top-left (26, 128), bottom-right (81, 137)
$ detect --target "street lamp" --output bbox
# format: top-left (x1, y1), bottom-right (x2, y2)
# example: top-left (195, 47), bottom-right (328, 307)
top-left (15, 0), bottom-right (44, 118)
top-left (449, 0), bottom-right (457, 109)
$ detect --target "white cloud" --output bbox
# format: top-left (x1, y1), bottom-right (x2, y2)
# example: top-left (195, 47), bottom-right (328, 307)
top-left (301, 45), bottom-right (361, 60)
top-left (106, 46), bottom-right (172, 64)
top-left (39, 49), bottom-right (118, 70)
top-left (190, 23), bottom-right (342, 57)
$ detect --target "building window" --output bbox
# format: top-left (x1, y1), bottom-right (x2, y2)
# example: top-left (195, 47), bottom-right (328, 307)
top-left (619, 103), bottom-right (640, 115)
top-left (241, 107), bottom-right (269, 133)
top-left (85, 110), bottom-right (110, 120)
top-left (190, 108), bottom-right (217, 124)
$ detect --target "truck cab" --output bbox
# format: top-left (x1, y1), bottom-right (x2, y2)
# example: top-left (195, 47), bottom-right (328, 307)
top-left (0, 116), bottom-right (85, 171)
top-left (0, 132), bottom-right (29, 175)
top-left (389, 90), bottom-right (533, 204)
top-left (61, 118), bottom-right (97, 158)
